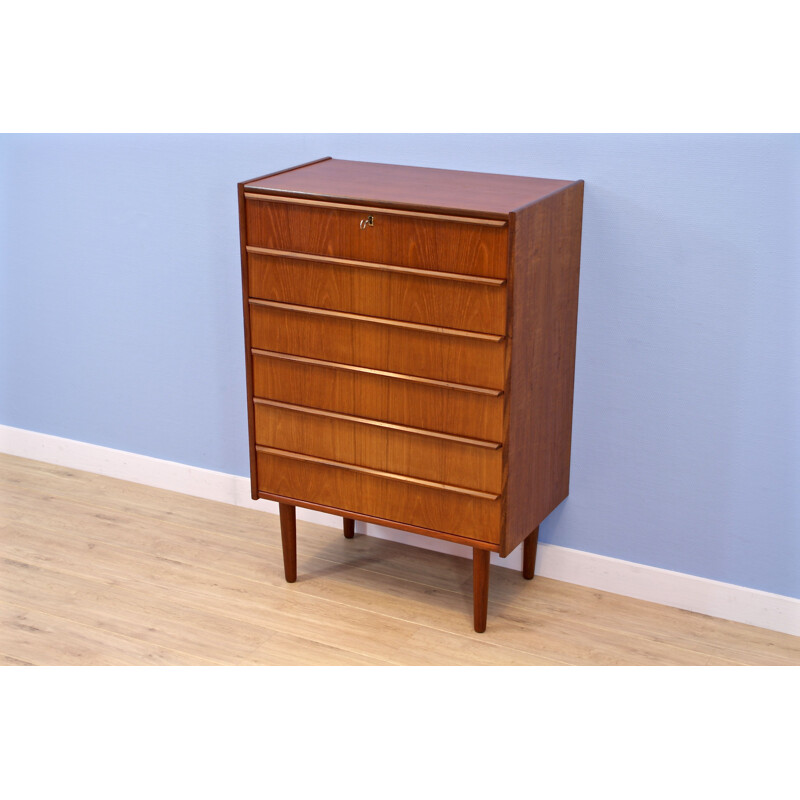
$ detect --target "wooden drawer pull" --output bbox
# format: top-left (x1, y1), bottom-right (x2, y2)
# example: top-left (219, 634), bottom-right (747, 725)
top-left (244, 192), bottom-right (508, 227)
top-left (255, 445), bottom-right (501, 500)
top-left (251, 348), bottom-right (503, 397)
top-left (253, 398), bottom-right (502, 449)
top-left (246, 247), bottom-right (507, 287)
top-left (248, 298), bottom-right (504, 342)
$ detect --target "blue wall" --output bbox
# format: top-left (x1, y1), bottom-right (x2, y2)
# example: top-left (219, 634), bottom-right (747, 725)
top-left (1, 134), bottom-right (798, 598)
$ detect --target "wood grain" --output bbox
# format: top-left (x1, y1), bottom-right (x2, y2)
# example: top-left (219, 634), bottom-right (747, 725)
top-left (256, 450), bottom-right (502, 542)
top-left (244, 158), bottom-right (575, 218)
top-left (247, 253), bottom-right (507, 335)
top-left (256, 490), bottom-right (500, 552)
top-left (244, 192), bottom-right (508, 226)
top-left (253, 401), bottom-right (502, 494)
top-left (256, 446), bottom-right (499, 500)
top-left (242, 156), bottom-right (332, 186)
top-left (246, 247), bottom-right (507, 286)
top-left (248, 298), bottom-right (503, 341)
top-left (251, 351), bottom-right (503, 442)
top-left (253, 399), bottom-right (501, 449)
top-left (503, 182), bottom-right (584, 556)
top-left (249, 303), bottom-right (505, 390)
top-left (1, 604), bottom-right (221, 667)
top-left (252, 349), bottom-right (502, 397)
top-left (238, 182), bottom-right (259, 499)
top-left (245, 198), bottom-right (508, 279)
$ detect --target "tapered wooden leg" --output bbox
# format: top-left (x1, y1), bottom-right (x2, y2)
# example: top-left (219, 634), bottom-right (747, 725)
top-left (278, 503), bottom-right (297, 583)
top-left (343, 518), bottom-right (355, 539)
top-left (473, 548), bottom-right (490, 633)
top-left (522, 526), bottom-right (539, 580)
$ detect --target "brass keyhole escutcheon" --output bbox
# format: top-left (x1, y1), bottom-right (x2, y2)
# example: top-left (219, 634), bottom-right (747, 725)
top-left (360, 215), bottom-right (374, 230)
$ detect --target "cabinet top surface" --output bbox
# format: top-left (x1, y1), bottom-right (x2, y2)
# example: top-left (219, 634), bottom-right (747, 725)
top-left (244, 158), bottom-right (578, 217)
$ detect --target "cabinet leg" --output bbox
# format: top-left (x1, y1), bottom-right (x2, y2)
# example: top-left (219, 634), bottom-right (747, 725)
top-left (278, 503), bottom-right (297, 583)
top-left (473, 548), bottom-right (490, 633)
top-left (343, 517), bottom-right (355, 539)
top-left (522, 526), bottom-right (539, 580)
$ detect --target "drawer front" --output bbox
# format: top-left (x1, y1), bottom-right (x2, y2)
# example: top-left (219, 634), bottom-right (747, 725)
top-left (256, 450), bottom-right (502, 544)
top-left (252, 352), bottom-right (504, 443)
top-left (254, 400), bottom-right (502, 495)
top-left (245, 197), bottom-right (508, 279)
top-left (247, 252), bottom-right (507, 336)
top-left (249, 302), bottom-right (505, 391)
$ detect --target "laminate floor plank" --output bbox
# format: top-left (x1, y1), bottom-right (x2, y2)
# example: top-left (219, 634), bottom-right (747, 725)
top-left (310, 533), bottom-right (800, 666)
top-left (1, 523), bottom-right (555, 667)
top-left (1, 653), bottom-right (34, 666)
top-left (278, 527), bottom-right (800, 666)
top-left (0, 493), bottom-right (772, 665)
top-left (0, 512), bottom-right (753, 667)
top-left (1, 604), bottom-right (220, 666)
top-left (1, 459), bottom-right (795, 665)
top-left (238, 633), bottom-right (393, 666)
top-left (278, 525), bottom-right (800, 662)
top-left (4, 473), bottom-right (791, 665)
top-left (0, 456), bottom-right (279, 541)
top-left (2, 570), bottom-right (390, 668)
top-left (1, 553), bottom-right (284, 665)
top-left (0, 533), bottom-right (405, 667)
top-left (1, 498), bottom-right (734, 665)
top-left (1, 453), bottom-right (798, 666)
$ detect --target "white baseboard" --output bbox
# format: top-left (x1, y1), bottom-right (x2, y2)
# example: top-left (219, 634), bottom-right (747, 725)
top-left (2, 423), bottom-right (798, 637)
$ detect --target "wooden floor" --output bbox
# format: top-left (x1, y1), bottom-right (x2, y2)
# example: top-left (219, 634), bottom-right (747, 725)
top-left (1, 453), bottom-right (798, 666)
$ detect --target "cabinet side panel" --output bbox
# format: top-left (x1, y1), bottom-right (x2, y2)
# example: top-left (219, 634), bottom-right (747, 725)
top-left (239, 183), bottom-right (259, 499)
top-left (504, 183), bottom-right (584, 555)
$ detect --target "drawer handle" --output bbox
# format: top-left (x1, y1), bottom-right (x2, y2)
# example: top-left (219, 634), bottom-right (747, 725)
top-left (359, 215), bottom-right (374, 230)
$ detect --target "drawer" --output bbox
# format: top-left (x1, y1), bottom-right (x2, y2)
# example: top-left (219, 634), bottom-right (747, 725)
top-left (252, 351), bottom-right (504, 443)
top-left (256, 449), bottom-right (502, 544)
top-left (244, 196), bottom-right (508, 279)
top-left (254, 400), bottom-right (502, 495)
top-left (249, 301), bottom-right (505, 391)
top-left (247, 251), bottom-right (507, 336)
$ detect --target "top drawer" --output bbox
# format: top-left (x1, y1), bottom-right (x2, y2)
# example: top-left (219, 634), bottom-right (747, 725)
top-left (244, 195), bottom-right (508, 279)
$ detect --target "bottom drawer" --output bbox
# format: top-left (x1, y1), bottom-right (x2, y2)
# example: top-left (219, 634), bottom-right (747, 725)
top-left (256, 450), bottom-right (502, 544)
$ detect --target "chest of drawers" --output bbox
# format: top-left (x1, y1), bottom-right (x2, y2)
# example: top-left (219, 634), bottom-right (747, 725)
top-left (238, 157), bottom-right (584, 632)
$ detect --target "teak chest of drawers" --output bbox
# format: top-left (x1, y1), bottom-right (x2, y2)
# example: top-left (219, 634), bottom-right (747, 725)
top-left (238, 157), bottom-right (584, 632)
